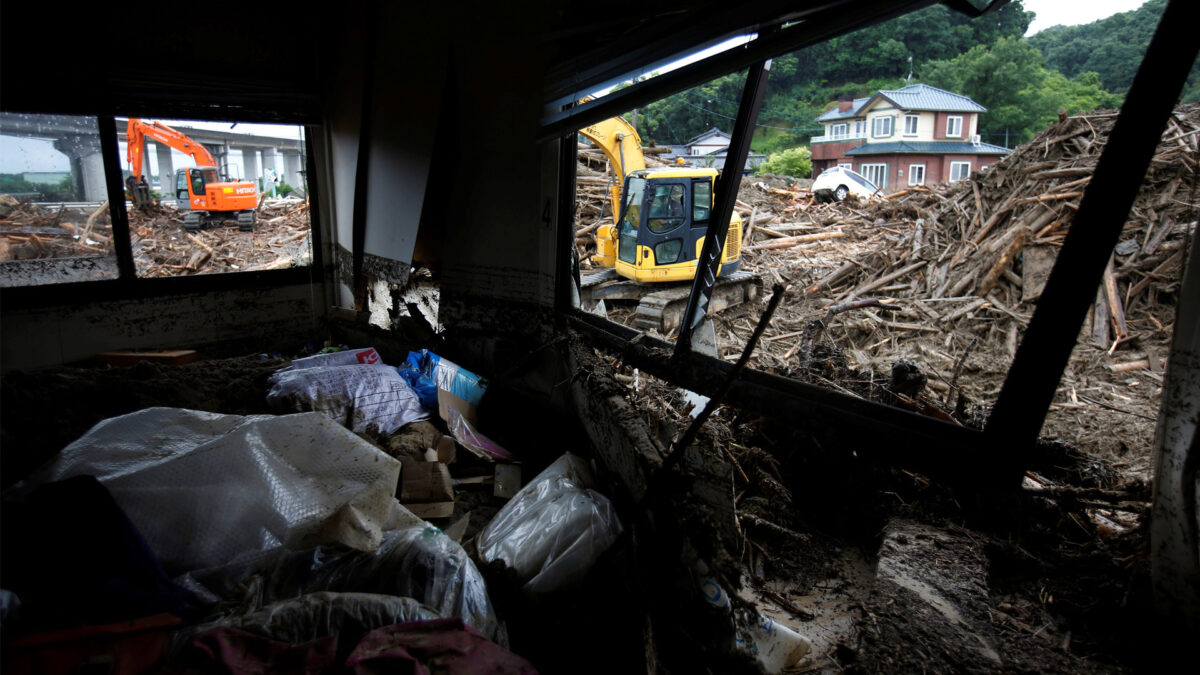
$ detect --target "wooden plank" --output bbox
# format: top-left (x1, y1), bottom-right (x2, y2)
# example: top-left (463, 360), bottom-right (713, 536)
top-left (93, 349), bottom-right (198, 366)
top-left (1102, 257), bottom-right (1128, 340)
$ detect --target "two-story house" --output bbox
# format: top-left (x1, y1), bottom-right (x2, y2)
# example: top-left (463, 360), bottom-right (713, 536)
top-left (811, 84), bottom-right (1009, 191)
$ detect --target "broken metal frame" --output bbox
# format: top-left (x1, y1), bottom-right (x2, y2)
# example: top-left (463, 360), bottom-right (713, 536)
top-left (675, 55), bottom-right (772, 353)
top-left (984, 0), bottom-right (1199, 487)
top-left (98, 115), bottom-right (138, 282)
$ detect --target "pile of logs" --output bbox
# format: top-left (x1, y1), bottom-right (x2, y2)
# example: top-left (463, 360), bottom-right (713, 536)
top-left (0, 197), bottom-right (115, 262)
top-left (0, 195), bottom-right (312, 280)
top-left (132, 198), bottom-right (312, 277)
top-left (722, 104), bottom-right (1198, 410)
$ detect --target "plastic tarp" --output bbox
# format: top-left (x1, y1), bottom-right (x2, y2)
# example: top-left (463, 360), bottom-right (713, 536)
top-left (187, 592), bottom-right (439, 646)
top-left (180, 514), bottom-right (505, 646)
top-left (21, 408), bottom-right (403, 576)
top-left (266, 364), bottom-right (428, 436)
top-left (477, 453), bottom-right (623, 594)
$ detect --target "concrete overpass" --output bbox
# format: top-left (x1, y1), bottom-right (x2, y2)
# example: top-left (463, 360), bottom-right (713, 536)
top-left (1, 112), bottom-right (306, 201)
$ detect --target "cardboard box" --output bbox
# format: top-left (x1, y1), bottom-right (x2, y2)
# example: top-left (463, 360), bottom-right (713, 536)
top-left (400, 458), bottom-right (454, 503)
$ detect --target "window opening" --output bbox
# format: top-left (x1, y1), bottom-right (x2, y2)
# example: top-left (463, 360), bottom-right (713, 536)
top-left (0, 112), bottom-right (118, 287)
top-left (118, 117), bottom-right (312, 278)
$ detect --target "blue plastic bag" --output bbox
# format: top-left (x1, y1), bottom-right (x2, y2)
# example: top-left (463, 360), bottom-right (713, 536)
top-left (398, 350), bottom-right (487, 410)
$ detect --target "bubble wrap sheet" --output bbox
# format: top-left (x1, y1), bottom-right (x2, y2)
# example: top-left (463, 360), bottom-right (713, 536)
top-left (28, 407), bottom-right (402, 576)
top-left (478, 453), bottom-right (623, 594)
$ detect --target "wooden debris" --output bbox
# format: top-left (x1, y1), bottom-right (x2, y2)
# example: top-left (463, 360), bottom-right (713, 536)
top-left (1, 196), bottom-right (312, 279)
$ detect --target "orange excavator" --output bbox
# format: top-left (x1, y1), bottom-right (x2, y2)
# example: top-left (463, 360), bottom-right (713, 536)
top-left (125, 118), bottom-right (259, 231)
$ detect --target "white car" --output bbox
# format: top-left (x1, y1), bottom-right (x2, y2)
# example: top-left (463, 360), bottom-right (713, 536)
top-left (812, 166), bottom-right (881, 202)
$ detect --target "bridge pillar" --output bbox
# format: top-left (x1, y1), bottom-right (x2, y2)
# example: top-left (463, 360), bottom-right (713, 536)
top-left (155, 142), bottom-right (174, 200)
top-left (241, 147), bottom-right (260, 189)
top-left (283, 151), bottom-right (303, 193)
top-left (53, 135), bottom-right (107, 201)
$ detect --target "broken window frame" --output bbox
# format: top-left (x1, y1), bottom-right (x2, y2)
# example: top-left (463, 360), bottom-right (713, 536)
top-left (547, 0), bottom-right (1198, 492)
top-left (0, 108), bottom-right (325, 306)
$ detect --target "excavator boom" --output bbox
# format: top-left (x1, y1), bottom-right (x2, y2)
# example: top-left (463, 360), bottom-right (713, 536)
top-left (127, 119), bottom-right (219, 180)
top-left (577, 106), bottom-right (645, 220)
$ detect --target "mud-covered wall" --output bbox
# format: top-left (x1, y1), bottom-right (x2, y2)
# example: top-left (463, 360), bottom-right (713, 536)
top-left (1, 283), bottom-right (320, 371)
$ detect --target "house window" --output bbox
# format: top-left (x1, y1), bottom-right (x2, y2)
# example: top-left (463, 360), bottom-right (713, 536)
top-left (854, 120), bottom-right (865, 137)
top-left (861, 163), bottom-right (887, 189)
top-left (831, 123), bottom-right (848, 139)
top-left (950, 161), bottom-right (971, 182)
top-left (837, 162), bottom-right (854, 170)
top-left (904, 114), bottom-right (919, 135)
top-left (908, 164), bottom-right (926, 186)
top-left (871, 116), bottom-right (893, 138)
top-left (946, 115), bottom-right (963, 138)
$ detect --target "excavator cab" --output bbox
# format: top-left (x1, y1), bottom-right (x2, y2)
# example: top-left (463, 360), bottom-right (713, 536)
top-left (609, 168), bottom-right (741, 284)
top-left (174, 167), bottom-right (257, 232)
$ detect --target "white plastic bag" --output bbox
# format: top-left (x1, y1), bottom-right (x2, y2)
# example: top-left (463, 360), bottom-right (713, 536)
top-left (477, 453), bottom-right (622, 594)
top-left (23, 408), bottom-right (403, 576)
top-left (266, 364), bottom-right (428, 436)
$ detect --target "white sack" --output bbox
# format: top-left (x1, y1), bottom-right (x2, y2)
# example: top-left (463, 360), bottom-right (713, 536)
top-left (477, 453), bottom-right (622, 594)
top-left (25, 407), bottom-right (402, 576)
top-left (266, 364), bottom-right (427, 436)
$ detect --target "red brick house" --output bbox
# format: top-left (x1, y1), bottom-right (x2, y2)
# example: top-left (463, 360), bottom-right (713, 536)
top-left (811, 84), bottom-right (1009, 191)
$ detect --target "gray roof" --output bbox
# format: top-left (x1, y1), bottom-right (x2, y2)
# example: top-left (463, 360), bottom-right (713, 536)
top-left (846, 140), bottom-right (1010, 156)
top-left (685, 127), bottom-right (730, 145)
top-left (815, 97), bottom-right (870, 122)
top-left (870, 84), bottom-right (986, 113)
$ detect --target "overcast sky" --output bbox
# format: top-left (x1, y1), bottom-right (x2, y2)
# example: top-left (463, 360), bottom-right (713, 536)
top-left (1022, 0), bottom-right (1148, 35)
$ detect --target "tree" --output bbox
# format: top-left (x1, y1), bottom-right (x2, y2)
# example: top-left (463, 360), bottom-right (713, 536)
top-left (921, 37), bottom-right (1119, 145)
top-left (1027, 0), bottom-right (1185, 96)
top-left (757, 146), bottom-right (812, 178)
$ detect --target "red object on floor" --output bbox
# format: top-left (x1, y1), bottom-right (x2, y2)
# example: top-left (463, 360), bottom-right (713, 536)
top-left (3, 613), bottom-right (181, 675)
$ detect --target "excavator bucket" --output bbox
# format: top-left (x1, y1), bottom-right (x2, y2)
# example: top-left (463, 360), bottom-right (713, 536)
top-left (125, 176), bottom-right (153, 209)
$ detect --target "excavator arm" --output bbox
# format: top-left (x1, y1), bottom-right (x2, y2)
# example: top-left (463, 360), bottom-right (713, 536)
top-left (577, 109), bottom-right (645, 220)
top-left (126, 118), bottom-right (220, 182)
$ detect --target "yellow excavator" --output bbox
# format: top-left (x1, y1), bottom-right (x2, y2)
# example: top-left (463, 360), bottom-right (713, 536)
top-left (578, 112), bottom-right (760, 334)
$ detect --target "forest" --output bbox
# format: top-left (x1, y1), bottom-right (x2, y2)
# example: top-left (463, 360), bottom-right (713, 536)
top-left (625, 0), bottom-right (1196, 162)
